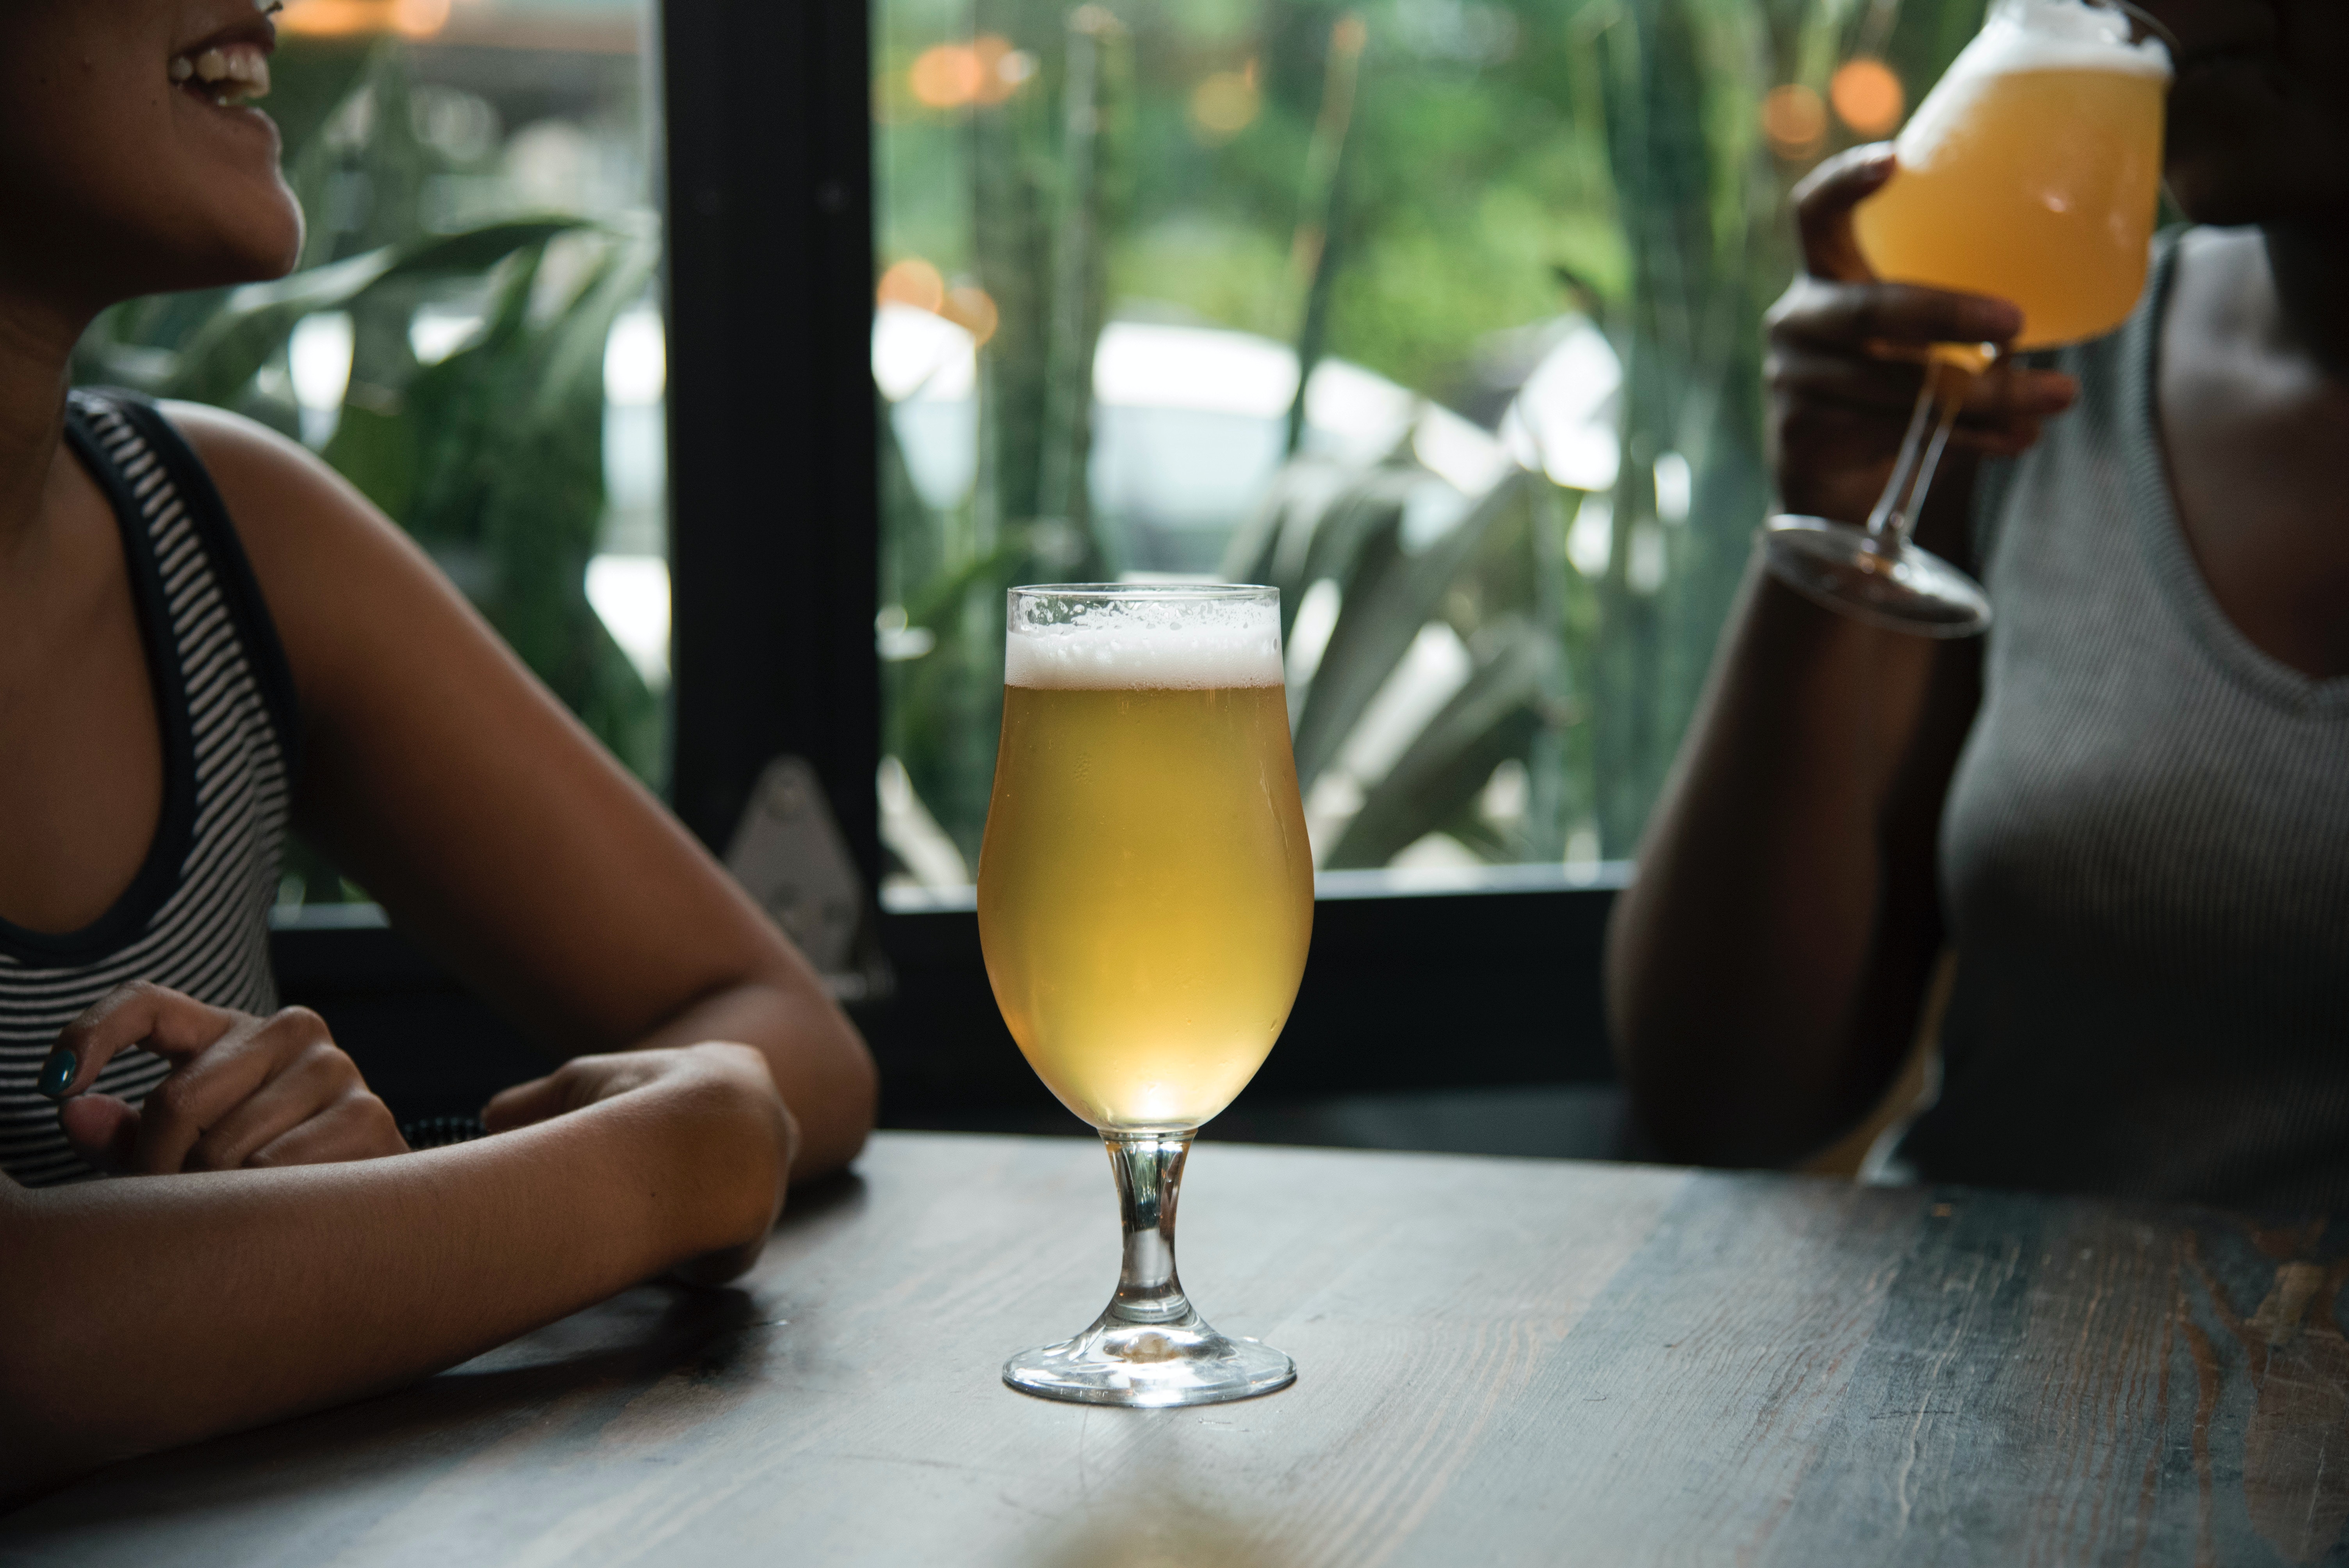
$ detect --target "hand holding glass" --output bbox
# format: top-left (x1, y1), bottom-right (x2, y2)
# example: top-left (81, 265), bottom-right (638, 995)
top-left (1764, 0), bottom-right (2172, 636)
top-left (977, 584), bottom-right (1312, 1406)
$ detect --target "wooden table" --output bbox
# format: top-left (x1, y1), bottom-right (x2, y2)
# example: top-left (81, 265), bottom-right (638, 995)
top-left (7, 1132), bottom-right (2347, 1565)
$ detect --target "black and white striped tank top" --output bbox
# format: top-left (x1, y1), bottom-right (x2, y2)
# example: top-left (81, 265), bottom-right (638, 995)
top-left (0, 391), bottom-right (298, 1187)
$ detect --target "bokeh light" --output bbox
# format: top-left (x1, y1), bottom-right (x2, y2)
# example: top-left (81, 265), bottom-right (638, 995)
top-left (971, 37), bottom-right (1035, 107)
top-left (394, 0), bottom-right (452, 36)
top-left (907, 35), bottom-right (1034, 111)
top-left (1831, 58), bottom-right (1905, 135)
top-left (943, 285), bottom-right (1000, 348)
top-left (278, 0), bottom-right (450, 38)
top-left (1189, 63), bottom-right (1261, 143)
top-left (908, 45), bottom-right (985, 109)
top-left (1760, 84), bottom-right (1828, 160)
top-left (876, 258), bottom-right (947, 315)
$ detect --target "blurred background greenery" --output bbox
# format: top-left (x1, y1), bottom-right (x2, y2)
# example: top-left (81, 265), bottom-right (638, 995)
top-left (75, 1), bottom-right (667, 905)
top-left (82, 0), bottom-right (2000, 905)
top-left (873, 0), bottom-right (1990, 893)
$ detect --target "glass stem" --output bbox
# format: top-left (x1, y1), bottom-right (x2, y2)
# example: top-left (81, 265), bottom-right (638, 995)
top-left (1866, 360), bottom-right (1970, 548)
top-left (1103, 1130), bottom-right (1199, 1327)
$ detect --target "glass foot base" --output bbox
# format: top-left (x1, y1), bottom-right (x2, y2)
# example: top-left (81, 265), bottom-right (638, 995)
top-left (1005, 1312), bottom-right (1295, 1408)
top-left (1763, 515), bottom-right (1990, 639)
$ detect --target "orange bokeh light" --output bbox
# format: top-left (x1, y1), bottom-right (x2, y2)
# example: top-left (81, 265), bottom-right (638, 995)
top-left (395, 0), bottom-right (453, 37)
top-left (1831, 58), bottom-right (1906, 135)
top-left (1760, 84), bottom-right (1828, 159)
top-left (943, 285), bottom-right (1000, 347)
top-left (278, 0), bottom-right (390, 36)
top-left (877, 258), bottom-right (947, 315)
top-left (278, 0), bottom-right (449, 38)
top-left (907, 34), bottom-right (1030, 112)
top-left (969, 36), bottom-right (1025, 107)
top-left (908, 45), bottom-right (985, 109)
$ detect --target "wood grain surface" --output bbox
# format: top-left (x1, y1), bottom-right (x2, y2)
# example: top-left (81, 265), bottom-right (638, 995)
top-left (5, 1133), bottom-right (2346, 1566)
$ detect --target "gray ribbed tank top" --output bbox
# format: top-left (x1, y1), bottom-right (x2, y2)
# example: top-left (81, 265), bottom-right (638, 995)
top-left (1894, 233), bottom-right (2349, 1212)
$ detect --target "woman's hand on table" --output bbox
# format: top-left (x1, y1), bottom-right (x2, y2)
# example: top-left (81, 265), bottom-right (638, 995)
top-left (485, 1042), bottom-right (800, 1284)
top-left (37, 980), bottom-right (408, 1174)
top-left (1764, 144), bottom-right (2078, 533)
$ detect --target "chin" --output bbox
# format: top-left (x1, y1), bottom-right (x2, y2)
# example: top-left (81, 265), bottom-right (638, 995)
top-left (218, 209), bottom-right (306, 286)
top-left (157, 186), bottom-right (306, 294)
top-left (178, 140), bottom-right (307, 289)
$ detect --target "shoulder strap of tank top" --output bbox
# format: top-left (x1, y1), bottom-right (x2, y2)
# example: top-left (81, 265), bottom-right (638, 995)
top-left (70, 389), bottom-right (303, 785)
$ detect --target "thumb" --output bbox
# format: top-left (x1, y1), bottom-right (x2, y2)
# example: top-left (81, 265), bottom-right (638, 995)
top-left (59, 1094), bottom-right (141, 1175)
top-left (1791, 143), bottom-right (1896, 282)
top-left (483, 1071), bottom-right (577, 1134)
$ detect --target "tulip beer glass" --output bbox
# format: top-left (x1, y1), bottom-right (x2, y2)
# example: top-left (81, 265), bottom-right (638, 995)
top-left (1764, 0), bottom-right (2172, 635)
top-left (977, 584), bottom-right (1313, 1406)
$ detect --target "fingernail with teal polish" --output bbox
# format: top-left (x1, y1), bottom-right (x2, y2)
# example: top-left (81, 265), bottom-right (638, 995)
top-left (36, 1050), bottom-right (76, 1099)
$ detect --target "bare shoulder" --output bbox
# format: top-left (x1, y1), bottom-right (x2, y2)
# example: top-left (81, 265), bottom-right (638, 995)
top-left (154, 401), bottom-right (482, 714)
top-left (156, 401), bottom-right (410, 572)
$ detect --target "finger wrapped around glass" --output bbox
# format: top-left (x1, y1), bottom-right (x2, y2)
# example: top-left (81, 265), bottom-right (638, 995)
top-left (1764, 0), bottom-right (2172, 636)
top-left (977, 584), bottom-right (1312, 1406)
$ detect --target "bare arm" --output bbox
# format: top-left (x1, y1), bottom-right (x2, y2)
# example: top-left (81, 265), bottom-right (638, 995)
top-left (0, 1041), bottom-right (790, 1504)
top-left (162, 403), bottom-right (876, 1178)
top-left (1604, 150), bottom-right (2077, 1165)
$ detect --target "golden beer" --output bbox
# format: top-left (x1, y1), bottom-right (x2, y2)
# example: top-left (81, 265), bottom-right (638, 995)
top-left (977, 616), bottom-right (1312, 1131)
top-left (1854, 2), bottom-right (2170, 350)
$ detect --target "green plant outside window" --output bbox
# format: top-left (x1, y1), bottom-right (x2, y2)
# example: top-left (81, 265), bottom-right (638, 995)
top-left (73, 7), bottom-right (668, 906)
top-left (873, 0), bottom-right (1989, 897)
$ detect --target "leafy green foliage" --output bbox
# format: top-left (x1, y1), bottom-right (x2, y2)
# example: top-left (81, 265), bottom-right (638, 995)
top-left (880, 0), bottom-right (1992, 875)
top-left (75, 43), bottom-right (661, 798)
top-left (75, 42), bottom-right (664, 900)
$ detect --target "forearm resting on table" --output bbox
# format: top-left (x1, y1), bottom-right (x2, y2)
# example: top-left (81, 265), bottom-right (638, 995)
top-left (0, 1076), bottom-right (775, 1502)
top-left (1606, 550), bottom-right (1969, 1165)
top-left (626, 973), bottom-right (875, 1180)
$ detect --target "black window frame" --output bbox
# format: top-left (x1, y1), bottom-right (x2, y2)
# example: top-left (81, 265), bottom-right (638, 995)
top-left (278, 0), bottom-right (1624, 1130)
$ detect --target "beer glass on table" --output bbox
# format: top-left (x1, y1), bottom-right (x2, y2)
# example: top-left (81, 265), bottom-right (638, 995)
top-left (1764, 0), bottom-right (2173, 636)
top-left (977, 583), bottom-right (1312, 1406)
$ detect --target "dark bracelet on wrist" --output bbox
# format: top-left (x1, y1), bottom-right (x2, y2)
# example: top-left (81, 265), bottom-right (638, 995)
top-left (399, 1114), bottom-right (488, 1150)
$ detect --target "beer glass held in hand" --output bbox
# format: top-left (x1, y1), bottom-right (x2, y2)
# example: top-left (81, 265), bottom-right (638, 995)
top-left (978, 584), bottom-right (1312, 1407)
top-left (1765, 0), bottom-right (2171, 636)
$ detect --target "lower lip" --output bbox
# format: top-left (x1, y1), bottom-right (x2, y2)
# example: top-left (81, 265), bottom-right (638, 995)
top-left (176, 80), bottom-right (273, 121)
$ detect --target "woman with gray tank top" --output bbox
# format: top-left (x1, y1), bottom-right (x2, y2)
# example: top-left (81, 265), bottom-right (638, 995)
top-left (1608, 0), bottom-right (2349, 1213)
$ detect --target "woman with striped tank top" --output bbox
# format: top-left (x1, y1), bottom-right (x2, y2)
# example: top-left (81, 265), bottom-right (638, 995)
top-left (0, 3), bottom-right (874, 1499)
top-left (1610, 2), bottom-right (2349, 1209)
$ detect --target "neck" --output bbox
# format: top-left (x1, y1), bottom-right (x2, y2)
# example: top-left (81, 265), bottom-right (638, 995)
top-left (2260, 216), bottom-right (2349, 378)
top-left (0, 287), bottom-right (88, 561)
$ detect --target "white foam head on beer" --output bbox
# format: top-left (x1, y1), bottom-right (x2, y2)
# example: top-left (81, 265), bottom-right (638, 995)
top-left (1006, 594), bottom-right (1284, 690)
top-left (1899, 0), bottom-right (2170, 167)
top-left (1953, 0), bottom-right (2171, 81)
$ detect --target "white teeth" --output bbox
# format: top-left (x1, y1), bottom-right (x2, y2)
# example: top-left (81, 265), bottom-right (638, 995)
top-left (172, 44), bottom-right (270, 100)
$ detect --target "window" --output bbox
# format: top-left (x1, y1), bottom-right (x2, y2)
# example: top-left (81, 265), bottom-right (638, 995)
top-left (868, 0), bottom-right (1984, 904)
top-left (77, 0), bottom-right (669, 907)
top-left (250, 2), bottom-right (1993, 1121)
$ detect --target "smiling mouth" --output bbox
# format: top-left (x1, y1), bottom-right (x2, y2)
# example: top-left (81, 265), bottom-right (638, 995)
top-left (169, 32), bottom-right (274, 109)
